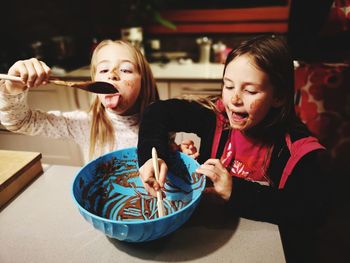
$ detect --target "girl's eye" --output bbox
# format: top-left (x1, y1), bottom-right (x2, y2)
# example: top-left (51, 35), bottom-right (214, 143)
top-left (245, 90), bottom-right (258, 95)
top-left (99, 69), bottom-right (109, 74)
top-left (224, 85), bottom-right (234, 90)
top-left (120, 68), bottom-right (132, 73)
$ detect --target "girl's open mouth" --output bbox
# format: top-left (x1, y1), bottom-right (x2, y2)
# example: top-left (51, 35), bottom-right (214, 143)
top-left (232, 112), bottom-right (248, 122)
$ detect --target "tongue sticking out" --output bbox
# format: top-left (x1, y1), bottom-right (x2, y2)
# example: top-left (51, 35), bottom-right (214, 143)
top-left (105, 94), bottom-right (120, 109)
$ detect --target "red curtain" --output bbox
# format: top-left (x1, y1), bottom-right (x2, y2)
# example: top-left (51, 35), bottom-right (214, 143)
top-left (294, 62), bottom-right (350, 168)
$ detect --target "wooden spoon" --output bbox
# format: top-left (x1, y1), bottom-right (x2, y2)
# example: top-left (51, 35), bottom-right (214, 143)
top-left (152, 147), bottom-right (166, 218)
top-left (0, 73), bottom-right (116, 94)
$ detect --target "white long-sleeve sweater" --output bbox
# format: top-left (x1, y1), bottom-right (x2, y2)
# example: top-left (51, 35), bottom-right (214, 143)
top-left (0, 82), bottom-right (139, 163)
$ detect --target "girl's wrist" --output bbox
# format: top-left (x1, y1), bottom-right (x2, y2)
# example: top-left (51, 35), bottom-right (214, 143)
top-left (222, 189), bottom-right (232, 201)
top-left (222, 176), bottom-right (233, 201)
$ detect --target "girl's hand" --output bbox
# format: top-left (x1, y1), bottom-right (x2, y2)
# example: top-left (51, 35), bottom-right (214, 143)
top-left (196, 158), bottom-right (232, 201)
top-left (139, 158), bottom-right (168, 197)
top-left (179, 139), bottom-right (199, 159)
top-left (4, 58), bottom-right (51, 94)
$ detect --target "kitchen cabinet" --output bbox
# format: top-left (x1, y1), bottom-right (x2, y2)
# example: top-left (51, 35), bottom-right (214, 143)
top-left (0, 84), bottom-right (91, 166)
top-left (156, 81), bottom-right (170, 100)
top-left (168, 80), bottom-right (221, 98)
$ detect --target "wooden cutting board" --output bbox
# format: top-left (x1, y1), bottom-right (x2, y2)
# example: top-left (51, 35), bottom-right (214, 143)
top-left (0, 150), bottom-right (43, 208)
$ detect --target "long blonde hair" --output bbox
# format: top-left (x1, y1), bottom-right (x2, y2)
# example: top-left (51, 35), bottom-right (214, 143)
top-left (88, 40), bottom-right (158, 160)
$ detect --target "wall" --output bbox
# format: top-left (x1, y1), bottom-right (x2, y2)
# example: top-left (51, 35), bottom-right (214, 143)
top-left (0, 0), bottom-right (292, 71)
top-left (1, 1), bottom-right (346, 71)
top-left (0, 0), bottom-right (125, 70)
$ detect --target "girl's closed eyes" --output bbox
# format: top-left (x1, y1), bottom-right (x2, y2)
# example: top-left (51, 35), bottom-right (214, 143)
top-left (223, 85), bottom-right (234, 90)
top-left (116, 61), bottom-right (135, 74)
top-left (98, 68), bottom-right (109, 74)
top-left (244, 87), bottom-right (259, 95)
top-left (119, 67), bottom-right (133, 74)
top-left (223, 84), bottom-right (259, 95)
top-left (97, 63), bottom-right (135, 75)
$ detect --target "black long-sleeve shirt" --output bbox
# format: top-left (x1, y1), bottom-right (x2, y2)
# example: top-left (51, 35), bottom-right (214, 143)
top-left (137, 99), bottom-right (329, 227)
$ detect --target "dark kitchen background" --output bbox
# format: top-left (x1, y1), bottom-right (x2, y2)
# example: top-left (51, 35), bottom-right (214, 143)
top-left (1, 0), bottom-right (348, 72)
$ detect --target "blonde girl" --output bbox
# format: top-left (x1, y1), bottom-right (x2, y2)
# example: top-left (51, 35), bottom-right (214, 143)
top-left (0, 40), bottom-right (158, 163)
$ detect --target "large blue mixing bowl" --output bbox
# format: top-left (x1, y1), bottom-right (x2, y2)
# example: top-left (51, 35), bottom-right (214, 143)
top-left (71, 147), bottom-right (205, 242)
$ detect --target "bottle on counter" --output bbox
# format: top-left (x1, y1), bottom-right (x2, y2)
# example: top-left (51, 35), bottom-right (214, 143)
top-left (212, 41), bottom-right (227, 64)
top-left (196, 37), bottom-right (212, 64)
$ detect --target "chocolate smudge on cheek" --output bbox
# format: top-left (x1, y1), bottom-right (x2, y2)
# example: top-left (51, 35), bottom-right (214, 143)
top-left (123, 80), bottom-right (133, 87)
top-left (249, 98), bottom-right (263, 112)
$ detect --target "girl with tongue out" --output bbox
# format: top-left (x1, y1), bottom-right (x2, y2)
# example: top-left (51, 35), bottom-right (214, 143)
top-left (0, 39), bottom-right (197, 163)
top-left (137, 35), bottom-right (329, 240)
top-left (0, 40), bottom-right (160, 163)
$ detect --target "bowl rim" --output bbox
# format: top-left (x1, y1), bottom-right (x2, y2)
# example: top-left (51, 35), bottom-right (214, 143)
top-left (71, 147), bottom-right (206, 224)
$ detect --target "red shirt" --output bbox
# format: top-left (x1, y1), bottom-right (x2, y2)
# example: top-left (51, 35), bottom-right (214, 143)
top-left (221, 129), bottom-right (273, 185)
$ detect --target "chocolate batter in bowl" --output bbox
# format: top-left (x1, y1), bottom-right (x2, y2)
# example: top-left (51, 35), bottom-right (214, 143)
top-left (71, 147), bottom-right (205, 242)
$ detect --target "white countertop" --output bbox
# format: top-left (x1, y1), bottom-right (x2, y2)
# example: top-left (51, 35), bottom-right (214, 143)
top-left (0, 164), bottom-right (285, 263)
top-left (150, 62), bottom-right (224, 80)
top-left (67, 63), bottom-right (224, 81)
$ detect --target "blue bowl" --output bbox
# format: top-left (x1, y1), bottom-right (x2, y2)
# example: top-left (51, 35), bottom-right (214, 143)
top-left (71, 147), bottom-right (205, 242)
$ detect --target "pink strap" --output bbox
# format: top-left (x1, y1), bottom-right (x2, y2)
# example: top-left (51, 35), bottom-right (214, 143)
top-left (278, 135), bottom-right (325, 189)
top-left (211, 114), bottom-right (224, 158)
top-left (211, 100), bottom-right (226, 158)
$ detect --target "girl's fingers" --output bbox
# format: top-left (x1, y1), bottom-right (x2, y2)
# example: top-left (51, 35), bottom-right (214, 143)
top-left (180, 140), bottom-right (195, 150)
top-left (204, 159), bottom-right (227, 172)
top-left (8, 58), bottom-right (51, 88)
top-left (22, 59), bottom-right (38, 88)
top-left (40, 61), bottom-right (51, 84)
top-left (144, 177), bottom-right (160, 197)
top-left (41, 60), bottom-right (51, 74)
top-left (197, 158), bottom-right (233, 201)
top-left (8, 60), bottom-right (28, 83)
top-left (202, 158), bottom-right (221, 166)
top-left (139, 158), bottom-right (168, 197)
top-left (158, 161), bottom-right (168, 188)
top-left (31, 59), bottom-right (49, 86)
top-left (181, 139), bottom-right (194, 145)
top-left (139, 167), bottom-right (159, 197)
top-left (197, 162), bottom-right (220, 174)
top-left (180, 140), bottom-right (198, 159)
top-left (196, 159), bottom-right (228, 182)
top-left (190, 152), bottom-right (199, 159)
top-left (196, 165), bottom-right (218, 182)
top-left (189, 145), bottom-right (197, 151)
top-left (5, 61), bottom-right (28, 91)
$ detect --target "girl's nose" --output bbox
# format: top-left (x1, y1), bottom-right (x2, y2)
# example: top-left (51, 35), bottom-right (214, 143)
top-left (108, 69), bottom-right (120, 81)
top-left (231, 92), bottom-right (242, 105)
